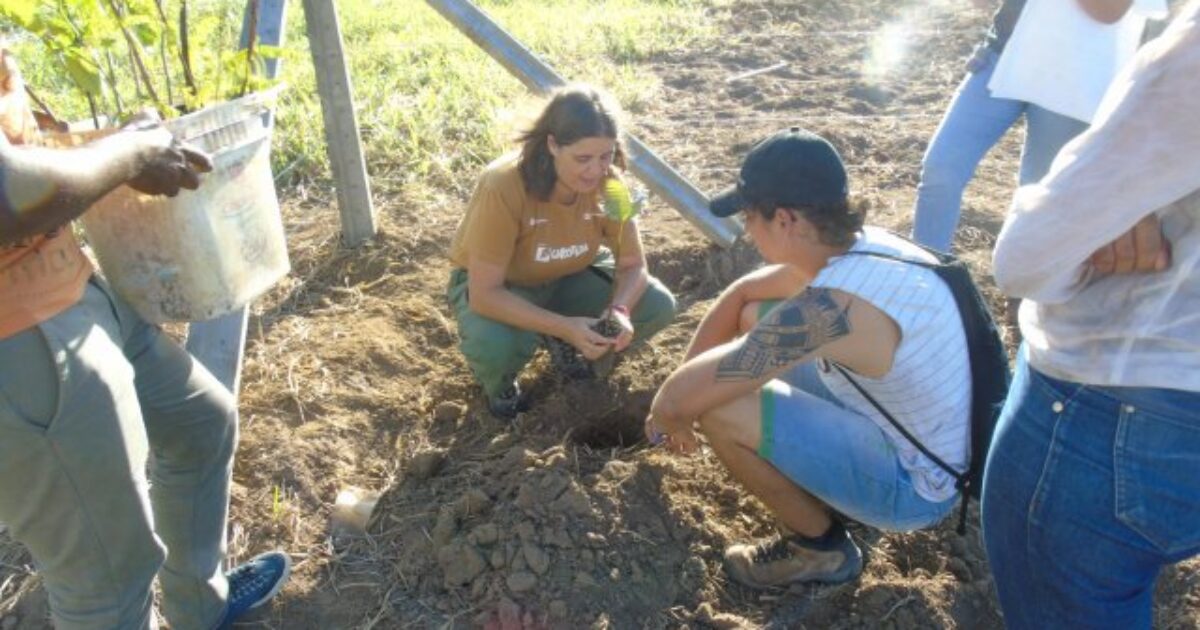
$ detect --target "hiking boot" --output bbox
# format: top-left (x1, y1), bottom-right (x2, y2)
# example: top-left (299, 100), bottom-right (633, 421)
top-left (542, 336), bottom-right (594, 381)
top-left (487, 381), bottom-right (530, 420)
top-left (723, 523), bottom-right (863, 589)
top-left (215, 551), bottom-right (292, 629)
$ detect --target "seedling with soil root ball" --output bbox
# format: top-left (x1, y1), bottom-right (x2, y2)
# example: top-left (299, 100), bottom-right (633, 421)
top-left (591, 176), bottom-right (644, 377)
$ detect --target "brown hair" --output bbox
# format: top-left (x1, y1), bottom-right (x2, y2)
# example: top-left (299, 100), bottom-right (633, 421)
top-left (517, 84), bottom-right (627, 201)
top-left (753, 197), bottom-right (869, 248)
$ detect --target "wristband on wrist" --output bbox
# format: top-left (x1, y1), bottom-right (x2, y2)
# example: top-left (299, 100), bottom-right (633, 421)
top-left (610, 304), bottom-right (630, 317)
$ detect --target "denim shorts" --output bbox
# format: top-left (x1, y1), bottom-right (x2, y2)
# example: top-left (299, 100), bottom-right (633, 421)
top-left (759, 361), bottom-right (956, 532)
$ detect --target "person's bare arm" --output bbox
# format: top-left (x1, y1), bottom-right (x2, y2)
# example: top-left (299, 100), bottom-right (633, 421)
top-left (605, 219), bottom-right (650, 352)
top-left (994, 11), bottom-right (1200, 301)
top-left (0, 127), bottom-right (212, 246)
top-left (1076, 0), bottom-right (1134, 23)
top-left (466, 255), bottom-right (613, 359)
top-left (648, 287), bottom-right (899, 452)
top-left (682, 264), bottom-right (810, 361)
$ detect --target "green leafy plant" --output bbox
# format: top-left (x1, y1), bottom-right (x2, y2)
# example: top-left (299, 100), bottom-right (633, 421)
top-left (591, 176), bottom-right (644, 357)
top-left (271, 484), bottom-right (285, 521)
top-left (0, 0), bottom-right (280, 127)
top-left (602, 176), bottom-right (639, 253)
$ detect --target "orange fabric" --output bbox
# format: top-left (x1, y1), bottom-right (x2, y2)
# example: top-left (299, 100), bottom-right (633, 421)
top-left (448, 153), bottom-right (620, 287)
top-left (0, 49), bottom-right (92, 339)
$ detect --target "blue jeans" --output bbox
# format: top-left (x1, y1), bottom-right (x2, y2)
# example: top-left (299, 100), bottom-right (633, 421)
top-left (982, 349), bottom-right (1200, 629)
top-left (759, 362), bottom-right (956, 532)
top-left (0, 279), bottom-right (235, 629)
top-left (911, 48), bottom-right (1088, 252)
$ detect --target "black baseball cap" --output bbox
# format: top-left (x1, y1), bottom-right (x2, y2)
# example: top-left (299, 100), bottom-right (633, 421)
top-left (710, 127), bottom-right (849, 218)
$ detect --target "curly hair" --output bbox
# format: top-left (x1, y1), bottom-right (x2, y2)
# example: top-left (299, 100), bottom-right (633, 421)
top-left (753, 197), bottom-right (869, 248)
top-left (516, 84), bottom-right (628, 201)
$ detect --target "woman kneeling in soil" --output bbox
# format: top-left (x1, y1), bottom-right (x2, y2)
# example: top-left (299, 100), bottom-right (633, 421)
top-left (447, 84), bottom-right (676, 419)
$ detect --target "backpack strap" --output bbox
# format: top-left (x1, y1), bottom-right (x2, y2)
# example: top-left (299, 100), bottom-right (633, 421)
top-left (832, 363), bottom-right (971, 535)
top-left (833, 247), bottom-right (974, 534)
top-left (828, 364), bottom-right (964, 482)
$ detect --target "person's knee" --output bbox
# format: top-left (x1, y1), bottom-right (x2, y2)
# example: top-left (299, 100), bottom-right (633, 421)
top-left (698, 394), bottom-right (758, 449)
top-left (459, 318), bottom-right (535, 363)
top-left (457, 318), bottom-right (539, 393)
top-left (172, 386), bottom-right (238, 470)
top-left (633, 282), bottom-right (677, 341)
top-left (918, 149), bottom-right (972, 191)
top-left (208, 388), bottom-right (238, 460)
top-left (697, 409), bottom-right (733, 444)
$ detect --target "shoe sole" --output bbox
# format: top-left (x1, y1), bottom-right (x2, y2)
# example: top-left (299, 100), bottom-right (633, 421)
top-left (248, 552), bottom-right (293, 610)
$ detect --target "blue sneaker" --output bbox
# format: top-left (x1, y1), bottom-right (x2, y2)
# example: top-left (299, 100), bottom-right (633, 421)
top-left (215, 551), bottom-right (292, 629)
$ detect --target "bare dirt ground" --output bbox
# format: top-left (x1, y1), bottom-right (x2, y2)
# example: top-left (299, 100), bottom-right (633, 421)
top-left (3, 1), bottom-right (1198, 628)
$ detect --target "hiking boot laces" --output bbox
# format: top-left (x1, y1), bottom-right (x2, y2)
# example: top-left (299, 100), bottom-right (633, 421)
top-left (750, 537), bottom-right (794, 565)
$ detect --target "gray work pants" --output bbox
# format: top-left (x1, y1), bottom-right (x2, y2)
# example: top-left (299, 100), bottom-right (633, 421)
top-left (0, 278), bottom-right (235, 629)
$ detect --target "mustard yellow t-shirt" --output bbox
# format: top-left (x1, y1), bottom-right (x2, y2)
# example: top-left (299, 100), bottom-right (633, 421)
top-left (449, 153), bottom-right (622, 287)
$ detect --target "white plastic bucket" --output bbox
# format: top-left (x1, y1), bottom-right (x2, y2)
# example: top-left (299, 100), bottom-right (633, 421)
top-left (78, 90), bottom-right (289, 323)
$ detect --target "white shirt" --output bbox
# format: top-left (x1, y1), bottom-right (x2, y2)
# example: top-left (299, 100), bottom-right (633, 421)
top-left (814, 228), bottom-right (972, 502)
top-left (988, 0), bottom-right (1168, 122)
top-left (993, 1), bottom-right (1200, 390)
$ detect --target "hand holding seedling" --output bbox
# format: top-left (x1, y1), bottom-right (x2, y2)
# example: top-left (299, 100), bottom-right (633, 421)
top-left (603, 305), bottom-right (635, 352)
top-left (561, 315), bottom-right (615, 360)
top-left (590, 176), bottom-right (644, 354)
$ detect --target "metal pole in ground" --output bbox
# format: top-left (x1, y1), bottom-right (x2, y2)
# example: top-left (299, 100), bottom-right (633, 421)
top-left (186, 0), bottom-right (294, 394)
top-left (303, 0), bottom-right (378, 246)
top-left (425, 0), bottom-right (741, 248)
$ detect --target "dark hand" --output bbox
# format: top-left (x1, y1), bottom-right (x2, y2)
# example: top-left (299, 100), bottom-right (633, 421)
top-left (126, 126), bottom-right (213, 197)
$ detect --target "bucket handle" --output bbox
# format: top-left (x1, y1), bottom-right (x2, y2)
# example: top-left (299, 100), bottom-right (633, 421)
top-left (206, 125), bottom-right (271, 161)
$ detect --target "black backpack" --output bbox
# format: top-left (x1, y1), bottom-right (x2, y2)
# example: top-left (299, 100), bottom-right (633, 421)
top-left (835, 243), bottom-right (1011, 535)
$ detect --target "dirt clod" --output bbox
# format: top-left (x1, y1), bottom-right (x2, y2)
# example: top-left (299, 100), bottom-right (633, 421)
top-left (506, 571), bottom-right (538, 593)
top-left (439, 541), bottom-right (487, 588)
top-left (408, 448), bottom-right (447, 481)
top-left (433, 401), bottom-right (464, 423)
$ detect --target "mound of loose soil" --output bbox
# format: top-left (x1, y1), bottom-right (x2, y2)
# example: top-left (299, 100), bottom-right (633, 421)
top-left (2, 1), bottom-right (1196, 628)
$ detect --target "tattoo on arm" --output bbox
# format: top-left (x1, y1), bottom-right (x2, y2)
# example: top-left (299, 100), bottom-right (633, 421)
top-left (716, 288), bottom-right (851, 381)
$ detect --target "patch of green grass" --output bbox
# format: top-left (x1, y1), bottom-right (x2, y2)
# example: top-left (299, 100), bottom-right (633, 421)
top-left (277, 0), bottom-right (717, 194)
top-left (5, 0), bottom-right (717, 195)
